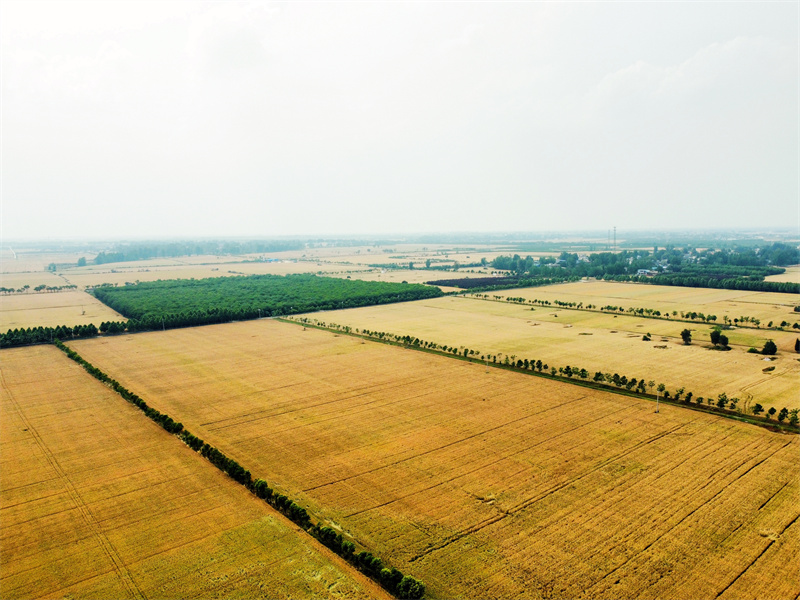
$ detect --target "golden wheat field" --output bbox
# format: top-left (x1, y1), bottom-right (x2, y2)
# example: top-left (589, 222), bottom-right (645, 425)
top-left (0, 345), bottom-right (389, 600)
top-left (312, 294), bottom-right (800, 411)
top-left (0, 290), bottom-right (125, 330)
top-left (70, 321), bottom-right (800, 600)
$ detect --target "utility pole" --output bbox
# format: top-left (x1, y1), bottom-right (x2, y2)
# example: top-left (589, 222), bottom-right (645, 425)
top-left (613, 226), bottom-right (617, 253)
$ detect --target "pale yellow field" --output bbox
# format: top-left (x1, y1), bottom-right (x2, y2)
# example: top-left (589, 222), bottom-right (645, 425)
top-left (488, 280), bottom-right (800, 326)
top-left (328, 268), bottom-right (490, 286)
top-left (57, 260), bottom-right (371, 289)
top-left (766, 265), bottom-right (800, 283)
top-left (0, 290), bottom-right (125, 330)
top-left (71, 321), bottom-right (799, 600)
top-left (0, 270), bottom-right (67, 290)
top-left (0, 250), bottom-right (90, 273)
top-left (312, 295), bottom-right (800, 411)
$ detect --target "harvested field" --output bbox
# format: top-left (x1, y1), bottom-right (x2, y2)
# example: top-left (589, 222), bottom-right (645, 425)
top-left (313, 296), bottom-right (800, 411)
top-left (0, 345), bottom-right (388, 600)
top-left (71, 321), bottom-right (800, 600)
top-left (0, 290), bottom-right (124, 330)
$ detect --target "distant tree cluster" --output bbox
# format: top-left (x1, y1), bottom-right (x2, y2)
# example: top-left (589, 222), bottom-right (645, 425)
top-left (93, 240), bottom-right (304, 265)
top-left (486, 245), bottom-right (798, 293)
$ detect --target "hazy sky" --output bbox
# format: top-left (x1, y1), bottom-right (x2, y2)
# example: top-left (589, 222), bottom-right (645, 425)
top-left (2, 1), bottom-right (798, 240)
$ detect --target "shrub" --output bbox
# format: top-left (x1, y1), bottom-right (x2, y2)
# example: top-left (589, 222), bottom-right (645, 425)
top-left (397, 575), bottom-right (426, 599)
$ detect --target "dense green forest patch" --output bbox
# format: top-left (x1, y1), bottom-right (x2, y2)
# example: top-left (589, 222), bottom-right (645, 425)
top-left (91, 274), bottom-right (443, 331)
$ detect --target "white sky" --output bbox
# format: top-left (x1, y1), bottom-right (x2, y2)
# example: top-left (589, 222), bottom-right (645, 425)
top-left (2, 1), bottom-right (798, 240)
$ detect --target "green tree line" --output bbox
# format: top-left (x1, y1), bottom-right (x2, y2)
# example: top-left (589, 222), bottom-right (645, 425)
top-left (2, 324), bottom-right (99, 348)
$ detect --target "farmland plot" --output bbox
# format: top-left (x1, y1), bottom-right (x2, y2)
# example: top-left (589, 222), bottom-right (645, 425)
top-left (765, 265), bottom-right (800, 284)
top-left (0, 345), bottom-right (387, 600)
top-left (315, 296), bottom-right (800, 411)
top-left (486, 280), bottom-right (800, 327)
top-left (59, 259), bottom-right (374, 289)
top-left (71, 321), bottom-right (800, 600)
top-left (0, 290), bottom-right (124, 330)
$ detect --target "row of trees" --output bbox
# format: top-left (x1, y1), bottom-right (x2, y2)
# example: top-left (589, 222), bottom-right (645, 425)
top-left (0, 284), bottom-right (78, 294)
top-left (54, 339), bottom-right (185, 435)
top-left (2, 324), bottom-right (99, 348)
top-left (602, 273), bottom-right (799, 294)
top-left (472, 294), bottom-right (799, 332)
top-left (52, 340), bottom-right (427, 599)
top-left (312, 525), bottom-right (425, 598)
top-left (426, 276), bottom-right (579, 291)
top-left (293, 318), bottom-right (798, 430)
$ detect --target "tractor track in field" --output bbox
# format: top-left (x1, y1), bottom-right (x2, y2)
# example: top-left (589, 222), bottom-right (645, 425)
top-left (714, 512), bottom-right (800, 599)
top-left (584, 438), bottom-right (794, 595)
top-left (409, 420), bottom-right (696, 563)
top-left (342, 399), bottom-right (634, 518)
top-left (307, 394), bottom-right (592, 494)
